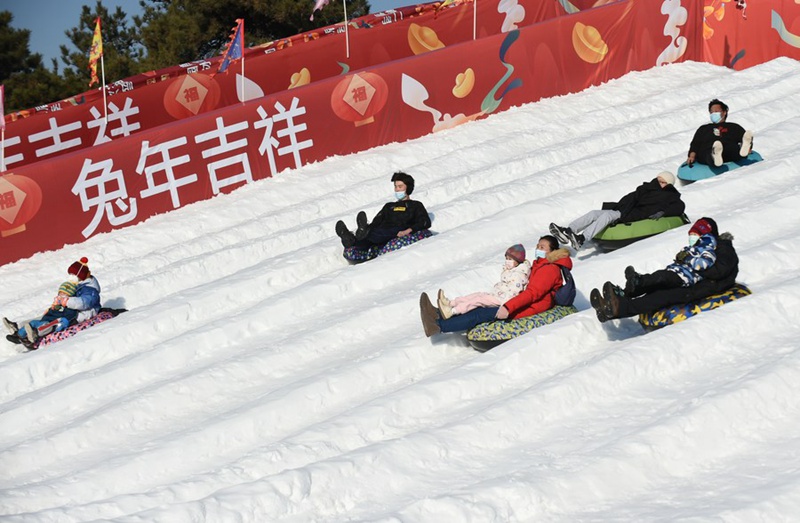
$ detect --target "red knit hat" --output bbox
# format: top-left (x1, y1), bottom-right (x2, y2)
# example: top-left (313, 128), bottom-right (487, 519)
top-left (68, 257), bottom-right (91, 281)
top-left (505, 244), bottom-right (526, 264)
top-left (689, 219), bottom-right (713, 237)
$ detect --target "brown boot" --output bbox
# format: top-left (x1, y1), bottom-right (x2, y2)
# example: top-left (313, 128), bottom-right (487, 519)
top-left (589, 288), bottom-right (608, 323)
top-left (419, 292), bottom-right (441, 337)
top-left (602, 281), bottom-right (624, 319)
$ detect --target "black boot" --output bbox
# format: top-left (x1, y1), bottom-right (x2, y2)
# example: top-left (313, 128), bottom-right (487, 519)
top-left (355, 211), bottom-right (370, 241)
top-left (335, 220), bottom-right (357, 248)
top-left (624, 266), bottom-right (642, 297)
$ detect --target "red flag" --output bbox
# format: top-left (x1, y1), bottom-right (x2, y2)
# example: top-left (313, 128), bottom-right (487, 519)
top-left (88, 17), bottom-right (103, 86)
top-left (218, 19), bottom-right (244, 74)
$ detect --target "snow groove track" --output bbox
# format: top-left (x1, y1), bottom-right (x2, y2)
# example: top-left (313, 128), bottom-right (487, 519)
top-left (2, 58), bottom-right (800, 521)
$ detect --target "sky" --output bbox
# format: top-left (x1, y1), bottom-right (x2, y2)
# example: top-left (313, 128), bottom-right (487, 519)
top-left (1, 56), bottom-right (800, 520)
top-left (3, 0), bottom-right (412, 67)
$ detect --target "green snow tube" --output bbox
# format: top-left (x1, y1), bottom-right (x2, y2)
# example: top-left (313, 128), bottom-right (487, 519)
top-left (593, 214), bottom-right (690, 251)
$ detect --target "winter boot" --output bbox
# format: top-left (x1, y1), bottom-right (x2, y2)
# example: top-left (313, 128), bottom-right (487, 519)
top-left (437, 289), bottom-right (453, 320)
top-left (624, 266), bottom-right (642, 297)
top-left (354, 211), bottom-right (370, 241)
top-left (740, 130), bottom-right (753, 157)
top-left (6, 334), bottom-right (22, 345)
top-left (589, 288), bottom-right (608, 323)
top-left (419, 293), bottom-right (441, 337)
top-left (602, 281), bottom-right (625, 319)
top-left (20, 322), bottom-right (39, 350)
top-left (549, 223), bottom-right (571, 245)
top-left (712, 140), bottom-right (723, 167)
top-left (2, 317), bottom-right (18, 335)
top-left (335, 220), bottom-right (357, 248)
top-left (568, 230), bottom-right (586, 251)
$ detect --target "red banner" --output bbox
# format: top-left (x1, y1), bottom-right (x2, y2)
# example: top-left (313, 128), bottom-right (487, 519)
top-left (8, 0), bottom-right (799, 267)
top-left (1, 0), bottom-right (568, 170)
top-left (701, 0), bottom-right (800, 68)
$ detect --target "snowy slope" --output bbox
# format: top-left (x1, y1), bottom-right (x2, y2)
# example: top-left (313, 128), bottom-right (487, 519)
top-left (2, 58), bottom-right (800, 522)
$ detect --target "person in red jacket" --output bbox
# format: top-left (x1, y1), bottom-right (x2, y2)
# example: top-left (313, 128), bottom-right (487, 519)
top-left (419, 235), bottom-right (572, 337)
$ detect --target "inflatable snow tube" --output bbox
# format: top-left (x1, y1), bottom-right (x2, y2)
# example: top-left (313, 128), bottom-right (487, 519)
top-left (343, 229), bottom-right (432, 264)
top-left (677, 151), bottom-right (763, 183)
top-left (37, 308), bottom-right (127, 348)
top-left (593, 214), bottom-right (690, 251)
top-left (467, 305), bottom-right (578, 352)
top-left (638, 283), bottom-right (751, 331)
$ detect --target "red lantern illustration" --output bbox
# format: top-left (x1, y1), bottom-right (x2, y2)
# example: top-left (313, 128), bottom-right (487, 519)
top-left (0, 174), bottom-right (43, 238)
top-left (330, 72), bottom-right (389, 127)
top-left (163, 73), bottom-right (222, 120)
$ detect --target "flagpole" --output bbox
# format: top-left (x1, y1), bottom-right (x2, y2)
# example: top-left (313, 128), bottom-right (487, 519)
top-left (343, 0), bottom-right (350, 59)
top-left (473, 0), bottom-right (477, 40)
top-left (100, 54), bottom-right (107, 124)
top-left (0, 85), bottom-right (5, 172)
top-left (240, 20), bottom-right (245, 103)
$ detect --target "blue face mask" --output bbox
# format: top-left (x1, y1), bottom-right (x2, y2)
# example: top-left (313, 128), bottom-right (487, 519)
top-left (395, 191), bottom-right (406, 200)
top-left (688, 234), bottom-right (700, 247)
top-left (710, 112), bottom-right (723, 124)
top-left (534, 249), bottom-right (546, 259)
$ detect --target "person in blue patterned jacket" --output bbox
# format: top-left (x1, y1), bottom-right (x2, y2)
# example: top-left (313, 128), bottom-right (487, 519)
top-left (590, 218), bottom-right (727, 322)
top-left (3, 257), bottom-right (102, 349)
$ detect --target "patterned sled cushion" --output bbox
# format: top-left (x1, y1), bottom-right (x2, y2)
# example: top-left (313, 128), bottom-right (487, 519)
top-left (467, 305), bottom-right (578, 342)
top-left (343, 229), bottom-right (433, 263)
top-left (638, 283), bottom-right (752, 330)
top-left (38, 311), bottom-right (118, 348)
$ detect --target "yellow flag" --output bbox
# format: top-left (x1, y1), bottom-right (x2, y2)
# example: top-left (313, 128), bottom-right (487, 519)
top-left (88, 17), bottom-right (103, 86)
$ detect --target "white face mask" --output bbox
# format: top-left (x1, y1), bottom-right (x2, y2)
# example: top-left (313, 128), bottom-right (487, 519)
top-left (504, 259), bottom-right (517, 269)
top-left (534, 249), bottom-right (547, 259)
top-left (688, 234), bottom-right (700, 247)
top-left (66, 274), bottom-right (80, 284)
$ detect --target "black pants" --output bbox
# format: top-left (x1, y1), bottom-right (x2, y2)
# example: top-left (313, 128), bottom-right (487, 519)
top-left (696, 143), bottom-right (746, 165)
top-left (621, 273), bottom-right (733, 318)
top-left (628, 269), bottom-right (684, 297)
top-left (353, 227), bottom-right (402, 249)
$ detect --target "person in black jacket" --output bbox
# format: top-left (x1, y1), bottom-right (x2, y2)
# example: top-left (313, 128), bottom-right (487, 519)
top-left (335, 172), bottom-right (431, 249)
top-left (591, 217), bottom-right (739, 322)
top-left (549, 171), bottom-right (685, 250)
top-left (687, 99), bottom-right (754, 167)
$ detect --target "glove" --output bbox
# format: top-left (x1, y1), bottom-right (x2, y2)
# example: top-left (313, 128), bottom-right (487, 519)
top-left (55, 294), bottom-right (69, 307)
top-left (495, 306), bottom-right (509, 320)
top-left (675, 250), bottom-right (690, 264)
top-left (648, 211), bottom-right (665, 220)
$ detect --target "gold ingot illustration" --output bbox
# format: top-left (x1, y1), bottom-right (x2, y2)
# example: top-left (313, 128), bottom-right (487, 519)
top-left (703, 22), bottom-right (714, 40)
top-left (408, 23), bottom-right (445, 55)
top-left (571, 22), bottom-right (608, 64)
top-left (289, 67), bottom-right (311, 89)
top-left (452, 68), bottom-right (475, 98)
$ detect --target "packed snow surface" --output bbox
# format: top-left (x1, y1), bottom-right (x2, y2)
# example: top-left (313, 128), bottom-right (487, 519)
top-left (2, 58), bottom-right (800, 521)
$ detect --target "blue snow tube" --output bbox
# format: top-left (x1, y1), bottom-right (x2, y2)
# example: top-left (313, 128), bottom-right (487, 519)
top-left (677, 151), bottom-right (763, 183)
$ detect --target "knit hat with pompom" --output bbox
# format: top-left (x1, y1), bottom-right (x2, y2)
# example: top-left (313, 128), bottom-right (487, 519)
top-left (67, 257), bottom-right (91, 281)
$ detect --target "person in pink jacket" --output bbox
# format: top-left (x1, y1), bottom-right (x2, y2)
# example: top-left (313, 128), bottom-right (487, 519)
top-left (420, 236), bottom-right (573, 337)
top-left (437, 244), bottom-right (531, 319)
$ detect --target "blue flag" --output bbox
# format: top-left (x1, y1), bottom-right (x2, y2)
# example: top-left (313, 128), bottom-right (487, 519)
top-left (218, 19), bottom-right (244, 74)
